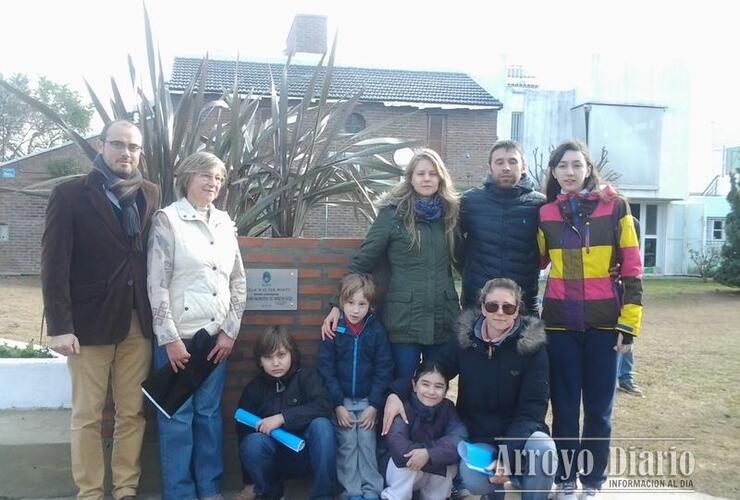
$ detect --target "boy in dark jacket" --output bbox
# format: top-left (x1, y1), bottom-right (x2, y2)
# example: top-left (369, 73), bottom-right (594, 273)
top-left (236, 326), bottom-right (336, 500)
top-left (317, 274), bottom-right (393, 500)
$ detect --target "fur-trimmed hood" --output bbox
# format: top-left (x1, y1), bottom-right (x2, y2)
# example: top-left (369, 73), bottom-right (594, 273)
top-left (456, 308), bottom-right (546, 355)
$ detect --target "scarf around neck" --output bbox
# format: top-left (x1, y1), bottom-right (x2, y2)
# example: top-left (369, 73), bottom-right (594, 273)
top-left (413, 195), bottom-right (443, 221)
top-left (92, 154), bottom-right (144, 251)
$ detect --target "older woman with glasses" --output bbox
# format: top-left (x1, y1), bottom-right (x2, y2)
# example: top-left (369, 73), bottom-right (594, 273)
top-left (383, 278), bottom-right (556, 500)
top-left (147, 151), bottom-right (247, 500)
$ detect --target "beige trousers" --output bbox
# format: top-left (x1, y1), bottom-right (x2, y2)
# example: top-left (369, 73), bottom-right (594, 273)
top-left (67, 313), bottom-right (152, 500)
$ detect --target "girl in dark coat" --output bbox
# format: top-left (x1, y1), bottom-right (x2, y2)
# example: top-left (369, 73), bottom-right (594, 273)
top-left (382, 360), bottom-right (467, 500)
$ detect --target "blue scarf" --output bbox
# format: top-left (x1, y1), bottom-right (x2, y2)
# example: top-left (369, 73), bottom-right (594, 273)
top-left (413, 196), bottom-right (443, 221)
top-left (92, 154), bottom-right (143, 251)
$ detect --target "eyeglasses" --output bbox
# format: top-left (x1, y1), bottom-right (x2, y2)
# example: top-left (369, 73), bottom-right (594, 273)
top-left (106, 140), bottom-right (142, 153)
top-left (483, 302), bottom-right (518, 315)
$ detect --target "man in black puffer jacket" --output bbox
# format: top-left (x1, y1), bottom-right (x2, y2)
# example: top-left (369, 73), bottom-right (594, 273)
top-left (456, 140), bottom-right (546, 313)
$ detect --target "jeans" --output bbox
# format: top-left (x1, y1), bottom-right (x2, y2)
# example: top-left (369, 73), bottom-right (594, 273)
top-left (239, 417), bottom-right (337, 500)
top-left (390, 342), bottom-right (447, 380)
top-left (547, 330), bottom-right (618, 490)
top-left (617, 350), bottom-right (634, 384)
top-left (153, 342), bottom-right (227, 500)
top-left (458, 432), bottom-right (556, 500)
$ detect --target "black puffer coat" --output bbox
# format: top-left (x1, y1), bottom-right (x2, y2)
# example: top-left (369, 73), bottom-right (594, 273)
top-left (457, 174), bottom-right (545, 312)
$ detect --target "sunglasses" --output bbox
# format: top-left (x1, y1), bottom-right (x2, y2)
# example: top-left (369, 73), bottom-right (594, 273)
top-left (483, 302), bottom-right (518, 315)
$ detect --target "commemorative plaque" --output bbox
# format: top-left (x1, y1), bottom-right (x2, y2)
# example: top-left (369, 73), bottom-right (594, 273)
top-left (245, 268), bottom-right (298, 310)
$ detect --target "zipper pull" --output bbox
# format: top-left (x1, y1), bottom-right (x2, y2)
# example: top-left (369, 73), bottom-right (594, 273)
top-left (488, 344), bottom-right (493, 360)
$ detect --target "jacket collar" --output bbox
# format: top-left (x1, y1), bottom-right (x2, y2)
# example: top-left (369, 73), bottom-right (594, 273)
top-left (456, 308), bottom-right (546, 355)
top-left (483, 172), bottom-right (536, 196)
top-left (336, 312), bottom-right (375, 336)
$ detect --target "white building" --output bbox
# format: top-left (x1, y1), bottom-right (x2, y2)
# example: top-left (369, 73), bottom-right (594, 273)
top-left (484, 55), bottom-right (733, 275)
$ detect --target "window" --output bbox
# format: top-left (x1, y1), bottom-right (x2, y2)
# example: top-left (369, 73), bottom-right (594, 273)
top-left (0, 224), bottom-right (8, 242)
top-left (344, 113), bottom-right (366, 134)
top-left (643, 204), bottom-right (658, 268)
top-left (427, 114), bottom-right (447, 158)
top-left (511, 112), bottom-right (523, 143)
top-left (707, 218), bottom-right (726, 242)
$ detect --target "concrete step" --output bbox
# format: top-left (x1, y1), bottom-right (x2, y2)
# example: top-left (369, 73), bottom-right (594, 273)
top-left (0, 410), bottom-right (726, 500)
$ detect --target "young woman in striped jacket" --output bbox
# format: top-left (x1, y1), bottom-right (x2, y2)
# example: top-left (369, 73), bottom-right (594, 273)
top-left (537, 140), bottom-right (643, 499)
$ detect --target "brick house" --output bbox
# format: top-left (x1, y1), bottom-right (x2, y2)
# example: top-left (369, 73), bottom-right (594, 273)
top-left (0, 142), bottom-right (92, 274)
top-left (0, 15), bottom-right (501, 274)
top-left (168, 56), bottom-right (501, 237)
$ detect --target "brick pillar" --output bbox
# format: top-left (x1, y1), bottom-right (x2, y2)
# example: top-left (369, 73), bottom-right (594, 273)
top-left (221, 236), bottom-right (364, 433)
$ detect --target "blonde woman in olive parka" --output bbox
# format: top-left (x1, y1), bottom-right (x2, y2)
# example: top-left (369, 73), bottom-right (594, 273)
top-left (321, 148), bottom-right (461, 379)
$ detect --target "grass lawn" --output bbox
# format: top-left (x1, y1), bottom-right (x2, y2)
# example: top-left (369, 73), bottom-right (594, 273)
top-left (446, 277), bottom-right (740, 497)
top-left (1, 275), bottom-right (739, 496)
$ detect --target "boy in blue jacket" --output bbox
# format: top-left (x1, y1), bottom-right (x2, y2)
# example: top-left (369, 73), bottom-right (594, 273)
top-left (318, 273), bottom-right (394, 500)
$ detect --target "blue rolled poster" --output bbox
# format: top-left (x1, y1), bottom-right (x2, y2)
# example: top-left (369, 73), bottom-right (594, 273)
top-left (234, 408), bottom-right (306, 452)
top-left (457, 440), bottom-right (495, 476)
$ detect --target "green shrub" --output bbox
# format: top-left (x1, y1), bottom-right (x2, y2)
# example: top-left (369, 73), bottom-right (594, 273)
top-left (0, 341), bottom-right (54, 358)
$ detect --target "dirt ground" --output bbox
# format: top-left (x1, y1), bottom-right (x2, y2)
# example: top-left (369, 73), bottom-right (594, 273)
top-left (1, 276), bottom-right (739, 497)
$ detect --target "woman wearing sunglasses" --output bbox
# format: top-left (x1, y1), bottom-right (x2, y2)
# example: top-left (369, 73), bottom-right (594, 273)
top-left (538, 140), bottom-right (643, 499)
top-left (383, 277), bottom-right (555, 500)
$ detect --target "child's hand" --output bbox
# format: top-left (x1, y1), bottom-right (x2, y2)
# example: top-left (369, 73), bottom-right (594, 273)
top-left (257, 414), bottom-right (285, 434)
top-left (335, 405), bottom-right (353, 428)
top-left (358, 406), bottom-right (377, 430)
top-left (486, 457), bottom-right (509, 485)
top-left (404, 448), bottom-right (429, 471)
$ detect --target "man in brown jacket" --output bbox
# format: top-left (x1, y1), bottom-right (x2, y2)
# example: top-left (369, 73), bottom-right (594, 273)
top-left (42, 120), bottom-right (160, 500)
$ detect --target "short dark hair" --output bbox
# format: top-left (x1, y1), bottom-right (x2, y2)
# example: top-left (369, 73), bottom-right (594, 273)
top-left (488, 139), bottom-right (525, 166)
top-left (100, 119), bottom-right (139, 143)
top-left (339, 273), bottom-right (376, 308)
top-left (412, 359), bottom-right (450, 390)
top-left (254, 325), bottom-right (301, 370)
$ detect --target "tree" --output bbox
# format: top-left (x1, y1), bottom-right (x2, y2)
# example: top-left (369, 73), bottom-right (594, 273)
top-left (715, 168), bottom-right (740, 288)
top-left (0, 73), bottom-right (93, 162)
top-left (689, 248), bottom-right (721, 282)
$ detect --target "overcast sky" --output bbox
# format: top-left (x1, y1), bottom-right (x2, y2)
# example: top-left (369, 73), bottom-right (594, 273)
top-left (3, 0), bottom-right (739, 144)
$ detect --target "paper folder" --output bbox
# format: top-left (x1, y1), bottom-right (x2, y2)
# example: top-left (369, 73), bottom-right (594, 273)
top-left (234, 408), bottom-right (306, 452)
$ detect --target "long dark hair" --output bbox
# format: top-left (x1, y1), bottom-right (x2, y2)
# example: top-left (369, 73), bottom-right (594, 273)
top-left (544, 140), bottom-right (609, 202)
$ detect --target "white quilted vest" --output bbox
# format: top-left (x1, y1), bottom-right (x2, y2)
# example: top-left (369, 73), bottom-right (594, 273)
top-left (160, 197), bottom-right (239, 339)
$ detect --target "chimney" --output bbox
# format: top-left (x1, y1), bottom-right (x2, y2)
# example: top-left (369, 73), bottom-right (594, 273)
top-left (286, 14), bottom-right (327, 56)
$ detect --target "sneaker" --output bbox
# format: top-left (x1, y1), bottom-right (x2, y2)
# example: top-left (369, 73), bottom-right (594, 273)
top-left (617, 380), bottom-right (644, 397)
top-left (554, 481), bottom-right (578, 500)
top-left (580, 486), bottom-right (598, 498)
top-left (449, 484), bottom-right (471, 499)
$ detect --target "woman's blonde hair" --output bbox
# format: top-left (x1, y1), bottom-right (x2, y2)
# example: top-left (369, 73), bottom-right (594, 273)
top-left (378, 148), bottom-right (459, 254)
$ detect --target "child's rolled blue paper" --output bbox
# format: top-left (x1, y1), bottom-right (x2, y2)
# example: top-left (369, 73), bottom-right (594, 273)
top-left (234, 408), bottom-right (306, 452)
top-left (457, 440), bottom-right (495, 476)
